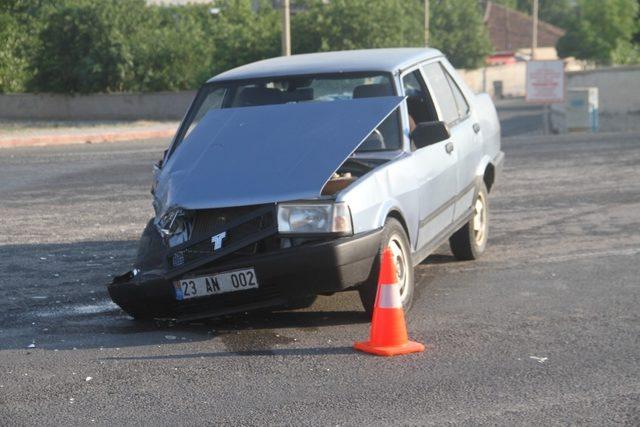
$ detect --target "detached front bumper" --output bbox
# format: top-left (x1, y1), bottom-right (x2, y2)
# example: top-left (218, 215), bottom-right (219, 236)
top-left (108, 229), bottom-right (382, 321)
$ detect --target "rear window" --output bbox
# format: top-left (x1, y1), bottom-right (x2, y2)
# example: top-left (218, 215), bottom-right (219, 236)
top-left (421, 62), bottom-right (459, 125)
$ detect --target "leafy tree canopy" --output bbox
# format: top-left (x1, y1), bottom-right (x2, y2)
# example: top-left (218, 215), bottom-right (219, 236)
top-left (16, 0), bottom-right (638, 93)
top-left (292, 0), bottom-right (423, 53)
top-left (293, 0), bottom-right (490, 69)
top-left (489, 0), bottom-right (576, 30)
top-left (557, 0), bottom-right (639, 64)
top-left (429, 0), bottom-right (493, 69)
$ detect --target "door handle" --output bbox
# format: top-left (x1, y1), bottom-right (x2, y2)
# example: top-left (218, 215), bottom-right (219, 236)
top-left (445, 142), bottom-right (454, 154)
top-left (473, 122), bottom-right (481, 134)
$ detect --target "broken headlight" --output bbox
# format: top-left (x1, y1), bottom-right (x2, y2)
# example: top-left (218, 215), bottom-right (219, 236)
top-left (277, 202), bottom-right (352, 235)
top-left (155, 208), bottom-right (193, 247)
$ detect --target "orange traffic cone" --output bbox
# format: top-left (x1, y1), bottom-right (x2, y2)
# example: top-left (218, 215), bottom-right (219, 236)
top-left (354, 247), bottom-right (425, 356)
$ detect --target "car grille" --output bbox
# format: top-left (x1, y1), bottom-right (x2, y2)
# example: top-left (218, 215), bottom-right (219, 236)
top-left (190, 206), bottom-right (259, 242)
top-left (168, 204), bottom-right (278, 273)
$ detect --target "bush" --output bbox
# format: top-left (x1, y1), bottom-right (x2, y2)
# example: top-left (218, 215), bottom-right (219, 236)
top-left (292, 0), bottom-right (491, 69)
top-left (4, 0), bottom-right (496, 93)
top-left (28, 0), bottom-right (281, 93)
top-left (29, 0), bottom-right (147, 93)
top-left (292, 0), bottom-right (423, 53)
top-left (207, 0), bottom-right (281, 75)
top-left (557, 0), bottom-right (640, 65)
top-left (429, 0), bottom-right (492, 69)
top-left (0, 13), bottom-right (30, 92)
top-left (0, 1), bottom-right (41, 93)
top-left (129, 5), bottom-right (217, 92)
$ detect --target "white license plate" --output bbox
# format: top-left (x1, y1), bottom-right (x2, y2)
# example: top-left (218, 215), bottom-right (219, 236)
top-left (173, 268), bottom-right (258, 301)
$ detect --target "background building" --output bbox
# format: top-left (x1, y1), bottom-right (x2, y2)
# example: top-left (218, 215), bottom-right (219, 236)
top-left (484, 1), bottom-right (565, 64)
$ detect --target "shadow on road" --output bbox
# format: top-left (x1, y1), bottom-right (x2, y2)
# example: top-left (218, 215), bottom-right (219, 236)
top-left (0, 239), bottom-right (374, 351)
top-left (0, 238), bottom-right (460, 353)
top-left (102, 346), bottom-right (355, 361)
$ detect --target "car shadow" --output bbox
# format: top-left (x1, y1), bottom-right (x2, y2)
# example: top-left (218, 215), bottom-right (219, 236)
top-left (420, 252), bottom-right (458, 265)
top-left (0, 239), bottom-right (372, 352)
top-left (1, 239), bottom-right (460, 353)
top-left (102, 346), bottom-right (356, 362)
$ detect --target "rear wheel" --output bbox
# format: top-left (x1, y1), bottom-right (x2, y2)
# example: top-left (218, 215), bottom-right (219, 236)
top-left (449, 182), bottom-right (489, 260)
top-left (358, 218), bottom-right (414, 317)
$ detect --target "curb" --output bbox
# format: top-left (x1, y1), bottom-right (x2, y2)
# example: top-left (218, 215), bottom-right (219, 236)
top-left (0, 128), bottom-right (175, 149)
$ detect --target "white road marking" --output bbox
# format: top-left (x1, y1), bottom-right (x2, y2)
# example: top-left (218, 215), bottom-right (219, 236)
top-left (34, 300), bottom-right (119, 318)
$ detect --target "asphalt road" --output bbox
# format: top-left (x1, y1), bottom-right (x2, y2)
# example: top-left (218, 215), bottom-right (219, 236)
top-left (1, 131), bottom-right (639, 425)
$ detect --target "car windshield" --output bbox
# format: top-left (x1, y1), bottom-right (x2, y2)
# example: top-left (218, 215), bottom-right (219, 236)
top-left (173, 73), bottom-right (402, 154)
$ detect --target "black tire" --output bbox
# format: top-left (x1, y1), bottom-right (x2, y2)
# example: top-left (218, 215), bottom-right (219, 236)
top-left (358, 217), bottom-right (415, 317)
top-left (449, 182), bottom-right (489, 261)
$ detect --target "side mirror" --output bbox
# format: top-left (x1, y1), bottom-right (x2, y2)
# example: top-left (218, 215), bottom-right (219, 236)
top-left (411, 121), bottom-right (450, 149)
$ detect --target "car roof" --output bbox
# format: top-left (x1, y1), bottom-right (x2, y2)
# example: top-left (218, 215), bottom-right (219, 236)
top-left (207, 48), bottom-right (443, 83)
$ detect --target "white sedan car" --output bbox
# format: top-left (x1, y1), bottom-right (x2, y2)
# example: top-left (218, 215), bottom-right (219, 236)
top-left (108, 48), bottom-right (504, 321)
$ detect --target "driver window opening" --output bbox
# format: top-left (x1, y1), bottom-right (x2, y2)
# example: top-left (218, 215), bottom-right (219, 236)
top-left (401, 70), bottom-right (438, 134)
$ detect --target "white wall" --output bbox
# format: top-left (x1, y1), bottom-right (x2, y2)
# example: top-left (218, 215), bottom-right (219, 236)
top-left (0, 91), bottom-right (196, 121)
top-left (457, 62), bottom-right (527, 98)
top-left (566, 66), bottom-right (640, 115)
top-left (552, 66), bottom-right (640, 133)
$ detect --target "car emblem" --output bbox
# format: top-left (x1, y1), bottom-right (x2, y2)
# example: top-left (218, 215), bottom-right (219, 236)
top-left (211, 231), bottom-right (227, 251)
top-left (172, 252), bottom-right (185, 267)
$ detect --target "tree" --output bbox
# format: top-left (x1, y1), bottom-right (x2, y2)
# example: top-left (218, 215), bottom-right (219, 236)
top-left (0, 13), bottom-right (29, 92)
top-left (293, 0), bottom-right (490, 69)
top-left (489, 0), bottom-right (519, 9)
top-left (489, 0), bottom-right (576, 29)
top-left (429, 0), bottom-right (493, 69)
top-left (0, 0), bottom-right (45, 92)
top-left (538, 0), bottom-right (576, 30)
top-left (209, 0), bottom-right (281, 75)
top-left (557, 0), bottom-right (639, 64)
top-left (30, 0), bottom-right (148, 93)
top-left (129, 5), bottom-right (216, 91)
top-left (292, 0), bottom-right (422, 53)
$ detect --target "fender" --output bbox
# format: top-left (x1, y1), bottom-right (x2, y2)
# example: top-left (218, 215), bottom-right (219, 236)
top-left (475, 154), bottom-right (494, 179)
top-left (374, 200), bottom-right (414, 248)
top-left (374, 199), bottom-right (406, 229)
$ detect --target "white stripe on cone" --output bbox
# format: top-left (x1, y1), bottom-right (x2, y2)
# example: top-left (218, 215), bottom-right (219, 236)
top-left (377, 283), bottom-right (402, 308)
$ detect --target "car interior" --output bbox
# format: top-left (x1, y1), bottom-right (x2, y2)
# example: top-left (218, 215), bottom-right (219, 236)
top-left (227, 80), bottom-right (403, 153)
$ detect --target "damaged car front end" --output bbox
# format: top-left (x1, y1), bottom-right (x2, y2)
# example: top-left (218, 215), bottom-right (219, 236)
top-left (108, 79), bottom-right (404, 321)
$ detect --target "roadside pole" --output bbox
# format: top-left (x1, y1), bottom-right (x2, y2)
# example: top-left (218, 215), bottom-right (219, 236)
top-left (281, 0), bottom-right (291, 56)
top-left (424, 0), bottom-right (430, 46)
top-left (531, 0), bottom-right (538, 60)
top-left (543, 104), bottom-right (550, 134)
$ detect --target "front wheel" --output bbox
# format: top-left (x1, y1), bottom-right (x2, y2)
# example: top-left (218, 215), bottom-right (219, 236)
top-left (358, 218), bottom-right (415, 317)
top-left (449, 182), bottom-right (489, 260)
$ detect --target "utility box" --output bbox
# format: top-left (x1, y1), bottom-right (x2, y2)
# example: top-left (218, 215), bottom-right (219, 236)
top-left (493, 80), bottom-right (503, 99)
top-left (566, 87), bottom-right (599, 132)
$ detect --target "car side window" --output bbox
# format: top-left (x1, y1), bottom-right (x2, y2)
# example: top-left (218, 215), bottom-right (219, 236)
top-left (401, 70), bottom-right (438, 127)
top-left (421, 62), bottom-right (459, 126)
top-left (443, 68), bottom-right (470, 119)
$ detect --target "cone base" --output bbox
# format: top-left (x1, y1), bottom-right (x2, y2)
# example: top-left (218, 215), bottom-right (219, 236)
top-left (353, 339), bottom-right (425, 357)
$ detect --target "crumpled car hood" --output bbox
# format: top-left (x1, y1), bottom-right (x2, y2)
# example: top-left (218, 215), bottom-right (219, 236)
top-left (155, 96), bottom-right (403, 215)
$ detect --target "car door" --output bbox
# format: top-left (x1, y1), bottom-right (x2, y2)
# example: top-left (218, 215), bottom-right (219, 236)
top-left (441, 60), bottom-right (484, 219)
top-left (400, 68), bottom-right (458, 253)
top-left (421, 61), bottom-right (481, 222)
